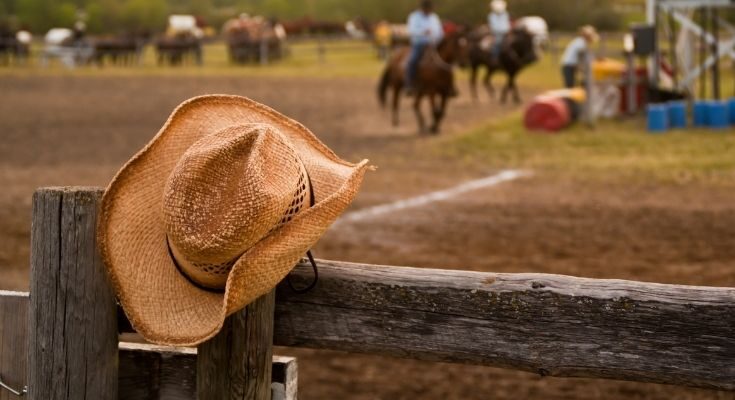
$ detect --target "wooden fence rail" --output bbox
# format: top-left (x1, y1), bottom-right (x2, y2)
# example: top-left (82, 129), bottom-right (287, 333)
top-left (276, 261), bottom-right (735, 390)
top-left (1, 186), bottom-right (734, 399)
top-left (0, 290), bottom-right (298, 400)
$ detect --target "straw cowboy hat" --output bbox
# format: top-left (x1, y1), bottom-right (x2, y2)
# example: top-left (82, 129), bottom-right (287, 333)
top-left (580, 25), bottom-right (600, 43)
top-left (98, 95), bottom-right (370, 346)
top-left (490, 0), bottom-right (507, 13)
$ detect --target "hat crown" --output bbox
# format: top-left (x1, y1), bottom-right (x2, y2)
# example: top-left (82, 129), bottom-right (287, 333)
top-left (162, 123), bottom-right (309, 288)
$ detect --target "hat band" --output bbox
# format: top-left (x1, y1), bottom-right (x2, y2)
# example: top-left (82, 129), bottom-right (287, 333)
top-left (167, 238), bottom-right (232, 292)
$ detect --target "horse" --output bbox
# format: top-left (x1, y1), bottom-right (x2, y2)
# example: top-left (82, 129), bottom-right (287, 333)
top-left (155, 32), bottom-right (202, 66)
top-left (0, 29), bottom-right (17, 65)
top-left (467, 26), bottom-right (538, 104)
top-left (223, 16), bottom-right (284, 64)
top-left (92, 32), bottom-right (148, 67)
top-left (377, 29), bottom-right (469, 134)
top-left (0, 28), bottom-right (30, 66)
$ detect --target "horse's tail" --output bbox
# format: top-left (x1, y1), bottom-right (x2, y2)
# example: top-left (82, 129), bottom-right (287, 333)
top-left (377, 65), bottom-right (391, 108)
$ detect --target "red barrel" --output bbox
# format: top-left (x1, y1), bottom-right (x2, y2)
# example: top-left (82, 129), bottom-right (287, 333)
top-left (524, 97), bottom-right (572, 132)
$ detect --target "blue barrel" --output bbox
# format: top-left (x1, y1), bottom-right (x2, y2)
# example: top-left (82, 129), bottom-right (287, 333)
top-left (693, 101), bottom-right (709, 127)
top-left (647, 104), bottom-right (668, 133)
top-left (707, 100), bottom-right (729, 129)
top-left (728, 98), bottom-right (735, 125)
top-left (667, 101), bottom-right (687, 128)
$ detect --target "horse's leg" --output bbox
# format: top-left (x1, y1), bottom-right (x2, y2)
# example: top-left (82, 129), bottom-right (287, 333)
top-left (413, 93), bottom-right (426, 134)
top-left (483, 66), bottom-right (495, 100)
top-left (469, 64), bottom-right (479, 102)
top-left (391, 85), bottom-right (401, 127)
top-left (429, 94), bottom-right (439, 133)
top-left (500, 73), bottom-right (511, 104)
top-left (434, 94), bottom-right (448, 134)
top-left (430, 93), bottom-right (448, 134)
top-left (510, 70), bottom-right (522, 104)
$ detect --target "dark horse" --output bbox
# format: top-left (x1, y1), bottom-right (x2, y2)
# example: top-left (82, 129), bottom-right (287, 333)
top-left (378, 30), bottom-right (468, 134)
top-left (93, 32), bottom-right (149, 67)
top-left (468, 26), bottom-right (538, 104)
top-left (155, 32), bottom-right (202, 66)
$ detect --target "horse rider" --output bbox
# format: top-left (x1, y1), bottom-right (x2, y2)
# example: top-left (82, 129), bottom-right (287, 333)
top-left (560, 25), bottom-right (599, 88)
top-left (488, 0), bottom-right (511, 59)
top-left (405, 0), bottom-right (444, 95)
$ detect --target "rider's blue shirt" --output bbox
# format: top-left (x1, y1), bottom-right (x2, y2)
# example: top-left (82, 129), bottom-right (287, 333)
top-left (407, 10), bottom-right (444, 45)
top-left (488, 11), bottom-right (511, 35)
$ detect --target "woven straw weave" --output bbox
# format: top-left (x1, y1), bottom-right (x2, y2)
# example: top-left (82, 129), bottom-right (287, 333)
top-left (97, 95), bottom-right (369, 346)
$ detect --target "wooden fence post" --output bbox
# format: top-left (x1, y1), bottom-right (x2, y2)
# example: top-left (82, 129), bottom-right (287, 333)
top-left (0, 291), bottom-right (28, 399)
top-left (28, 187), bottom-right (118, 400)
top-left (197, 290), bottom-right (276, 400)
top-left (582, 49), bottom-right (596, 128)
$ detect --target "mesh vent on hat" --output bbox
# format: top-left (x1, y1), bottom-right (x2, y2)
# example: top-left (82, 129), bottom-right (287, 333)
top-left (274, 159), bottom-right (311, 228)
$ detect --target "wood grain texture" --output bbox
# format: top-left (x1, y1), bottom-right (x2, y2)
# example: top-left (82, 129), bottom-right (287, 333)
top-left (0, 291), bottom-right (28, 400)
top-left (118, 343), bottom-right (296, 400)
top-left (2, 292), bottom-right (297, 400)
top-left (198, 290), bottom-right (276, 400)
top-left (119, 343), bottom-right (197, 400)
top-left (270, 356), bottom-right (297, 400)
top-left (275, 260), bottom-right (735, 391)
top-left (28, 188), bottom-right (117, 400)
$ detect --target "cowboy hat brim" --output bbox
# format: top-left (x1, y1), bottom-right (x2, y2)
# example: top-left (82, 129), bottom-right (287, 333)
top-left (98, 95), bottom-right (369, 346)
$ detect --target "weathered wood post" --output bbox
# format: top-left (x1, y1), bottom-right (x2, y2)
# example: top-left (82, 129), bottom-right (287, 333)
top-left (582, 49), bottom-right (596, 128)
top-left (197, 291), bottom-right (276, 400)
top-left (28, 187), bottom-right (118, 400)
top-left (0, 291), bottom-right (28, 399)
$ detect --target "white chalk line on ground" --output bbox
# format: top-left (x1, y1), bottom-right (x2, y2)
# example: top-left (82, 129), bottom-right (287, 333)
top-left (337, 169), bottom-right (532, 225)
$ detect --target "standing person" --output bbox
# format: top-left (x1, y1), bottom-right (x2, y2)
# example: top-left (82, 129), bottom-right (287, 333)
top-left (488, 0), bottom-right (511, 59)
top-left (374, 20), bottom-right (392, 60)
top-left (405, 0), bottom-right (444, 94)
top-left (560, 25), bottom-right (599, 88)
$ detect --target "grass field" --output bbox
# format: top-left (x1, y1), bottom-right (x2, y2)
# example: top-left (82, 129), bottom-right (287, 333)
top-left (443, 112), bottom-right (735, 185)
top-left (1, 40), bottom-right (386, 78)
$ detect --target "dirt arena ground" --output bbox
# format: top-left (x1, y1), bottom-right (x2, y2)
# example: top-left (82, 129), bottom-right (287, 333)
top-left (1, 75), bottom-right (734, 400)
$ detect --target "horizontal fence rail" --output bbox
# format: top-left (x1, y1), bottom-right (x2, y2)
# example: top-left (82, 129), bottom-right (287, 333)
top-left (0, 291), bottom-right (297, 400)
top-left (275, 261), bottom-right (735, 391)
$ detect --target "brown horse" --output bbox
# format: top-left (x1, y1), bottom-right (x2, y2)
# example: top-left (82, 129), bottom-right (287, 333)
top-left (378, 30), bottom-right (469, 134)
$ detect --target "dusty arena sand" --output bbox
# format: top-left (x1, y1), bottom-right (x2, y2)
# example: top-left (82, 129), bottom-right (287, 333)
top-left (1, 75), bottom-right (733, 400)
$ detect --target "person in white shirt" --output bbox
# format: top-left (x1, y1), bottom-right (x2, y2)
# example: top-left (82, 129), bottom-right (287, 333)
top-left (488, 0), bottom-right (511, 58)
top-left (405, 0), bottom-right (444, 93)
top-left (560, 25), bottom-right (599, 88)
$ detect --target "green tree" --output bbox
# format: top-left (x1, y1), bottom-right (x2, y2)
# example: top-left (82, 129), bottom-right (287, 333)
top-left (54, 2), bottom-right (77, 26)
top-left (121, 0), bottom-right (168, 31)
